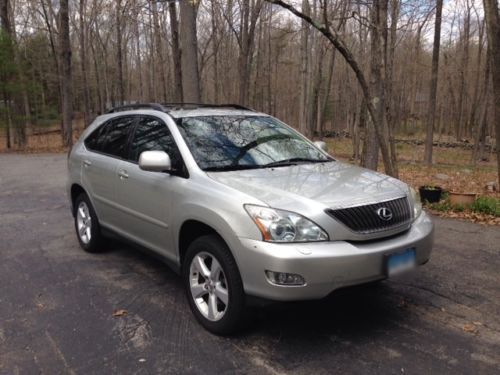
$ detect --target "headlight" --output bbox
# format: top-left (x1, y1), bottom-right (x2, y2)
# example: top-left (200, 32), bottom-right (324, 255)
top-left (244, 204), bottom-right (329, 242)
top-left (410, 188), bottom-right (422, 219)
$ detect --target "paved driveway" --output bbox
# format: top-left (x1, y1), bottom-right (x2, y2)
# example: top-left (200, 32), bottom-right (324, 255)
top-left (0, 154), bottom-right (499, 374)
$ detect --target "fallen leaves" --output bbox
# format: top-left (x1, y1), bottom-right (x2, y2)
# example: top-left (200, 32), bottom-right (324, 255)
top-left (112, 309), bottom-right (128, 317)
top-left (462, 324), bottom-right (477, 333)
top-left (462, 321), bottom-right (483, 334)
top-left (428, 208), bottom-right (500, 226)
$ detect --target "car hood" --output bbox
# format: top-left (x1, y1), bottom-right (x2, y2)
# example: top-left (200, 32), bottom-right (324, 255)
top-left (207, 161), bottom-right (409, 212)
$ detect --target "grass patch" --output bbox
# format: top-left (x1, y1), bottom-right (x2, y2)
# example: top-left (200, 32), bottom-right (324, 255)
top-left (471, 196), bottom-right (500, 216)
top-left (428, 195), bottom-right (500, 217)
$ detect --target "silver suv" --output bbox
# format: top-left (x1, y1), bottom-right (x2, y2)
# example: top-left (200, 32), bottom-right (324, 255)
top-left (67, 103), bottom-right (433, 334)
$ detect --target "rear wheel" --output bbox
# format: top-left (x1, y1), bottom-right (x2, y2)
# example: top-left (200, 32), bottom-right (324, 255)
top-left (183, 235), bottom-right (246, 335)
top-left (74, 193), bottom-right (105, 253)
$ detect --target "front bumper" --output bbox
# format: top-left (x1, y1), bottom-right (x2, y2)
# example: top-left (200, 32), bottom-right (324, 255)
top-left (235, 211), bottom-right (434, 301)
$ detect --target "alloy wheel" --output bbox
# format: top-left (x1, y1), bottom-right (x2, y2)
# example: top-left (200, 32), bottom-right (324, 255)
top-left (189, 252), bottom-right (229, 321)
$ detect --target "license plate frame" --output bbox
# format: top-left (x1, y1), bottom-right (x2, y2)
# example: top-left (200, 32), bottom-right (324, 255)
top-left (385, 248), bottom-right (416, 277)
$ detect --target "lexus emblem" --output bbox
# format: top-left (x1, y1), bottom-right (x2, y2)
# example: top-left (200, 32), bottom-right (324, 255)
top-left (376, 207), bottom-right (393, 221)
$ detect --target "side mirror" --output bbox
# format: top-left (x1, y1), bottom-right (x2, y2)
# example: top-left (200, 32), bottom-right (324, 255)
top-left (314, 141), bottom-right (328, 153)
top-left (139, 151), bottom-right (171, 172)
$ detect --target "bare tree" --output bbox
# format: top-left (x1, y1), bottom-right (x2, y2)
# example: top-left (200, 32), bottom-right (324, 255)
top-left (299, 0), bottom-right (310, 136)
top-left (116, 0), bottom-right (125, 105)
top-left (0, 0), bottom-right (12, 149)
top-left (363, 0), bottom-right (388, 171)
top-left (238, 0), bottom-right (263, 105)
top-left (483, 0), bottom-right (500, 186)
top-left (3, 0), bottom-right (497, 173)
top-left (151, 0), bottom-right (168, 102)
top-left (79, 0), bottom-right (91, 126)
top-left (168, 1), bottom-right (183, 102)
top-left (180, 0), bottom-right (201, 102)
top-left (265, 0), bottom-right (397, 176)
top-left (424, 0), bottom-right (443, 166)
top-left (59, 0), bottom-right (73, 147)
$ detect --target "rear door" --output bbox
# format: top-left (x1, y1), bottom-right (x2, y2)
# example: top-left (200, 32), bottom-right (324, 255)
top-left (81, 116), bottom-right (136, 227)
top-left (114, 116), bottom-right (186, 259)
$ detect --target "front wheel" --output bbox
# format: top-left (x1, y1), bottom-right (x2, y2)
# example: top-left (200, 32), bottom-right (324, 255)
top-left (183, 235), bottom-right (246, 335)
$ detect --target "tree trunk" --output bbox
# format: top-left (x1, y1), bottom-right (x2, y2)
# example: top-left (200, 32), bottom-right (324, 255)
top-left (456, 3), bottom-right (471, 140)
top-left (169, 1), bottom-right (183, 102)
top-left (424, 0), bottom-right (443, 166)
top-left (0, 0), bottom-right (10, 35)
top-left (179, 0), bottom-right (201, 102)
top-left (59, 0), bottom-right (73, 147)
top-left (1, 0), bottom-right (28, 148)
top-left (320, 47), bottom-right (336, 136)
top-left (237, 0), bottom-right (263, 106)
top-left (116, 0), bottom-right (125, 105)
top-left (385, 0), bottom-right (399, 176)
top-left (151, 0), bottom-right (167, 103)
top-left (79, 0), bottom-right (91, 126)
top-left (483, 0), bottom-right (500, 187)
top-left (1, 0), bottom-right (13, 149)
top-left (299, 0), bottom-right (311, 136)
top-left (89, 34), bottom-right (104, 114)
top-left (134, 1), bottom-right (144, 102)
top-left (473, 45), bottom-right (491, 164)
top-left (364, 0), bottom-right (387, 171)
top-left (468, 20), bottom-right (485, 135)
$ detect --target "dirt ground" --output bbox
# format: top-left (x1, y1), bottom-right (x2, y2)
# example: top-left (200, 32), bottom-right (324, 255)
top-left (0, 154), bottom-right (499, 374)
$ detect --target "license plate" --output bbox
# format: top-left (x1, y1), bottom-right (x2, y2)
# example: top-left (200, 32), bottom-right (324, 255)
top-left (386, 248), bottom-right (416, 277)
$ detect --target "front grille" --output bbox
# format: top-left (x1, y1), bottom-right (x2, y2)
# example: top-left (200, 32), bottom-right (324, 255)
top-left (326, 197), bottom-right (412, 234)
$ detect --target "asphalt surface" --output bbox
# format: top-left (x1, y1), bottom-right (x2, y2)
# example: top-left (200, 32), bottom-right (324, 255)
top-left (0, 154), bottom-right (499, 375)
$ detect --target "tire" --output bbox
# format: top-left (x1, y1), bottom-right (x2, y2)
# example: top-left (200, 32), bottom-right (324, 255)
top-left (183, 234), bottom-right (246, 335)
top-left (74, 193), bottom-right (105, 253)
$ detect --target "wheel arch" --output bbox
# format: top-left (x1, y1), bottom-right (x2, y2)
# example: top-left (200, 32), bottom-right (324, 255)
top-left (70, 184), bottom-right (87, 216)
top-left (176, 215), bottom-right (242, 273)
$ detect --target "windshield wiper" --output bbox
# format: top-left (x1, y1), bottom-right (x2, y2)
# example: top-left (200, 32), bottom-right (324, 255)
top-left (204, 158), bottom-right (331, 171)
top-left (203, 164), bottom-right (264, 172)
top-left (263, 158), bottom-right (330, 168)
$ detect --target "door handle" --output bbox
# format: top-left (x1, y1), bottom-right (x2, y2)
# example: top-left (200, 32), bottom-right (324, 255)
top-left (83, 160), bottom-right (92, 167)
top-left (118, 169), bottom-right (129, 179)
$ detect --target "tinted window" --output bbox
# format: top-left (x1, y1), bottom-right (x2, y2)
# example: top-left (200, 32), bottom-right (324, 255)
top-left (100, 117), bottom-right (135, 158)
top-left (129, 117), bottom-right (182, 168)
top-left (84, 122), bottom-right (108, 151)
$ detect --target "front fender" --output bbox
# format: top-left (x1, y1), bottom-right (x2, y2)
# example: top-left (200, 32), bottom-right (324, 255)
top-left (173, 202), bottom-right (262, 271)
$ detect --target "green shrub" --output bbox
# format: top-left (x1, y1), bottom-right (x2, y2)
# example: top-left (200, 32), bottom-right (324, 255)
top-left (471, 196), bottom-right (500, 217)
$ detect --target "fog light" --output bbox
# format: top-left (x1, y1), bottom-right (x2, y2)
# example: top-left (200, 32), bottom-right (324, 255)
top-left (265, 270), bottom-right (306, 286)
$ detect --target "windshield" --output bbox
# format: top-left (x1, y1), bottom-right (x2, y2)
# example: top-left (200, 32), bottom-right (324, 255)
top-left (176, 116), bottom-right (331, 171)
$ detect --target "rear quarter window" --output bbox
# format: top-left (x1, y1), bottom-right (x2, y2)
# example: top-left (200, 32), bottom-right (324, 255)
top-left (84, 116), bottom-right (135, 158)
top-left (84, 123), bottom-right (106, 151)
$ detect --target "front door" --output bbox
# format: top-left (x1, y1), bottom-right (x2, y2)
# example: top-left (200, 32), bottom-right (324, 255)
top-left (113, 116), bottom-right (186, 260)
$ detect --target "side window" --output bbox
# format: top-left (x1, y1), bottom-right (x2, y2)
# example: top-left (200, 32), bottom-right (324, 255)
top-left (129, 117), bottom-right (182, 168)
top-left (84, 122), bottom-right (108, 152)
top-left (100, 116), bottom-right (135, 158)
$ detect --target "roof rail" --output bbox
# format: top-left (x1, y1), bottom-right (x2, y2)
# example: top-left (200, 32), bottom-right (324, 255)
top-left (106, 102), bottom-right (255, 114)
top-left (106, 103), bottom-right (166, 113)
top-left (161, 103), bottom-right (255, 111)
